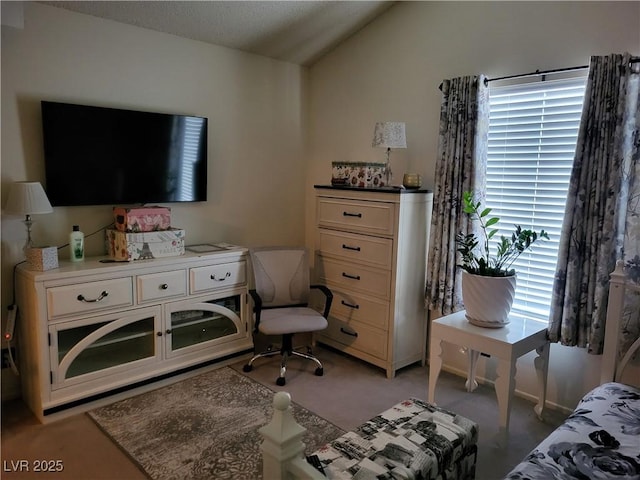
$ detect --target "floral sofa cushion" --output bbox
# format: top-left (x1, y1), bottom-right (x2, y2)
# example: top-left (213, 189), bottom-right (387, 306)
top-left (504, 382), bottom-right (640, 479)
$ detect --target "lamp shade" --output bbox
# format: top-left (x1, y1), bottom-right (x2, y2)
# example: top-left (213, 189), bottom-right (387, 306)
top-left (371, 122), bottom-right (407, 149)
top-left (5, 182), bottom-right (53, 215)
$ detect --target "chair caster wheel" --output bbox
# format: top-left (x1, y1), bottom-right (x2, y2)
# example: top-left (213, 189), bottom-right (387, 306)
top-left (243, 364), bottom-right (253, 372)
top-left (315, 367), bottom-right (324, 376)
top-left (276, 377), bottom-right (286, 386)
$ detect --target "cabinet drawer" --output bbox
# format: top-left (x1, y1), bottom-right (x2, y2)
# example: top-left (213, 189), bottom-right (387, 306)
top-left (318, 258), bottom-right (390, 299)
top-left (317, 198), bottom-right (395, 236)
top-left (137, 270), bottom-right (187, 303)
top-left (318, 229), bottom-right (392, 268)
top-left (320, 318), bottom-right (387, 361)
top-left (47, 278), bottom-right (133, 319)
top-left (190, 261), bottom-right (246, 294)
top-left (329, 288), bottom-right (389, 330)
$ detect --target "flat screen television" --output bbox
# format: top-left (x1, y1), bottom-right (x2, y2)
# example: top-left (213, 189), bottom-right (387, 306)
top-left (41, 101), bottom-right (208, 206)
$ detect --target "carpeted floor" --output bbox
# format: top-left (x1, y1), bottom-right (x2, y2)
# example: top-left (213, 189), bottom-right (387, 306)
top-left (4, 345), bottom-right (568, 479)
top-left (87, 367), bottom-right (344, 480)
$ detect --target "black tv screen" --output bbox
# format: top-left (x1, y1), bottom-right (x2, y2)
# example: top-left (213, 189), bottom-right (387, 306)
top-left (41, 101), bottom-right (208, 206)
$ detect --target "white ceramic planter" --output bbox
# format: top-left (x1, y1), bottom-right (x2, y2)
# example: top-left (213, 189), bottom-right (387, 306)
top-left (461, 271), bottom-right (516, 327)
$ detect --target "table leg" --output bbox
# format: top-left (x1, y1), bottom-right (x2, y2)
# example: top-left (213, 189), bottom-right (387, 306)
top-left (495, 357), bottom-right (516, 437)
top-left (428, 337), bottom-right (443, 404)
top-left (534, 342), bottom-right (549, 420)
top-left (465, 349), bottom-right (480, 392)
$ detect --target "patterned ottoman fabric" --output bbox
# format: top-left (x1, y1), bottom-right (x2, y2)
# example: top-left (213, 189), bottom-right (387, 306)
top-left (312, 398), bottom-right (478, 480)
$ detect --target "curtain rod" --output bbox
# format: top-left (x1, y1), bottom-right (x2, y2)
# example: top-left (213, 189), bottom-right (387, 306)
top-left (486, 57), bottom-right (640, 84)
top-left (486, 65), bottom-right (588, 84)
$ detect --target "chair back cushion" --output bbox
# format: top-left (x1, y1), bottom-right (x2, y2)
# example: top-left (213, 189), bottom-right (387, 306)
top-left (250, 247), bottom-right (311, 308)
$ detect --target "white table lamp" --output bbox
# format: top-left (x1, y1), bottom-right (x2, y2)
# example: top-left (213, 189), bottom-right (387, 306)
top-left (5, 181), bottom-right (53, 250)
top-left (372, 122), bottom-right (406, 186)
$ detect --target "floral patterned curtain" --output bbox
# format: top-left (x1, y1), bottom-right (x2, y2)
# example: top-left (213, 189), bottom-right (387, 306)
top-left (548, 53), bottom-right (640, 355)
top-left (426, 75), bottom-right (489, 316)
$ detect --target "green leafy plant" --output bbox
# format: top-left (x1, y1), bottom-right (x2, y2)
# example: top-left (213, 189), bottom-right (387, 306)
top-left (455, 191), bottom-right (549, 277)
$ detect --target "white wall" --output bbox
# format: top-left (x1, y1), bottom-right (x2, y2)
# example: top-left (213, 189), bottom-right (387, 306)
top-left (1, 3), bottom-right (308, 398)
top-left (2, 1), bottom-right (638, 410)
top-left (305, 1), bottom-right (640, 411)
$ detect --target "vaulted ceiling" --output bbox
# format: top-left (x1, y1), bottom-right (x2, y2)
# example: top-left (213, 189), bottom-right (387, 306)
top-left (39, 1), bottom-right (395, 66)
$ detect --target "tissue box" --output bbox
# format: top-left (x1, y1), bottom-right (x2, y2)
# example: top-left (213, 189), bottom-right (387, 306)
top-left (114, 206), bottom-right (171, 232)
top-left (331, 162), bottom-right (387, 187)
top-left (106, 228), bottom-right (185, 261)
top-left (26, 246), bottom-right (59, 271)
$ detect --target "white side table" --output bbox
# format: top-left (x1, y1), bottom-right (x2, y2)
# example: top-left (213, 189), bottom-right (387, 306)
top-left (428, 311), bottom-right (549, 437)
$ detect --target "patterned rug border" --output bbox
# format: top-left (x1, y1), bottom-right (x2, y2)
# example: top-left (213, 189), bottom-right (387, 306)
top-left (87, 411), bottom-right (152, 479)
top-left (86, 366), bottom-right (345, 480)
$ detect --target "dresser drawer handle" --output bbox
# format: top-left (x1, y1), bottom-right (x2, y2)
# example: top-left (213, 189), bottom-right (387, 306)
top-left (342, 244), bottom-right (361, 252)
top-left (342, 272), bottom-right (361, 280)
top-left (341, 300), bottom-right (360, 309)
top-left (343, 212), bottom-right (362, 218)
top-left (340, 327), bottom-right (358, 337)
top-left (211, 272), bottom-right (231, 281)
top-left (160, 284), bottom-right (169, 290)
top-left (77, 291), bottom-right (109, 303)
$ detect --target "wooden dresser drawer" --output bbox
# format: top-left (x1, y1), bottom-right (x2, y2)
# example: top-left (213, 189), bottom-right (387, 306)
top-left (190, 261), bottom-right (246, 294)
top-left (137, 270), bottom-right (187, 303)
top-left (317, 198), bottom-right (395, 236)
top-left (318, 229), bottom-right (392, 269)
top-left (329, 288), bottom-right (389, 330)
top-left (318, 258), bottom-right (390, 299)
top-left (320, 318), bottom-right (388, 361)
top-left (47, 278), bottom-right (133, 319)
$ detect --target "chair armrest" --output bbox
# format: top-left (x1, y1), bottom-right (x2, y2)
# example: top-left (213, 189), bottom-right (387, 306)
top-left (311, 284), bottom-right (333, 318)
top-left (249, 289), bottom-right (262, 331)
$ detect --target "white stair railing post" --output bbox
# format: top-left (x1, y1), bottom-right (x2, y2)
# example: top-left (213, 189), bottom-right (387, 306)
top-left (259, 391), bottom-right (309, 480)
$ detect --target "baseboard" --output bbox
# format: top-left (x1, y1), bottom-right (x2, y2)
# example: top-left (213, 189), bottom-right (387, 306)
top-left (440, 364), bottom-right (574, 416)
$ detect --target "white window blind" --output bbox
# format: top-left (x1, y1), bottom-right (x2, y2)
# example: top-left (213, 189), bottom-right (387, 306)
top-left (487, 74), bottom-right (587, 323)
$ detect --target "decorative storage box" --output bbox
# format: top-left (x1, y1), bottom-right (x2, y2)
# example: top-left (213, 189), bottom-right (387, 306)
top-left (331, 162), bottom-right (387, 187)
top-left (106, 228), bottom-right (185, 261)
top-left (26, 246), bottom-right (59, 271)
top-left (114, 206), bottom-right (171, 232)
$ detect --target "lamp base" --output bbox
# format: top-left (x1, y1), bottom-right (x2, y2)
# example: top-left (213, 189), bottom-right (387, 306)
top-left (385, 148), bottom-right (393, 186)
top-left (23, 215), bottom-right (34, 253)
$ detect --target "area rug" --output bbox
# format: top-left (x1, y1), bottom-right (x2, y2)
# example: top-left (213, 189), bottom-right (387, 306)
top-left (87, 367), bottom-right (344, 479)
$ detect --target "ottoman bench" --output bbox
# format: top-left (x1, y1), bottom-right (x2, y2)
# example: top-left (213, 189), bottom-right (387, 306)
top-left (311, 398), bottom-right (478, 479)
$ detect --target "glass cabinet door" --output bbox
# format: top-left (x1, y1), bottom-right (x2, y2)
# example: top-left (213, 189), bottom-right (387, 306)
top-left (50, 306), bottom-right (162, 389)
top-left (166, 293), bottom-right (246, 356)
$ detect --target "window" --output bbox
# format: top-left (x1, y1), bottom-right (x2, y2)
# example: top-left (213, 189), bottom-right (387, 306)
top-left (487, 74), bottom-right (587, 322)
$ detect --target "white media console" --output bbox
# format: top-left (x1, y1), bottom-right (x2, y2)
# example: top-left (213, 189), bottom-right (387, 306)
top-left (15, 247), bottom-right (253, 422)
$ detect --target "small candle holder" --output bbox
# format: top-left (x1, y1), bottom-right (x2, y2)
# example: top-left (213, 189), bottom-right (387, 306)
top-left (402, 173), bottom-right (422, 189)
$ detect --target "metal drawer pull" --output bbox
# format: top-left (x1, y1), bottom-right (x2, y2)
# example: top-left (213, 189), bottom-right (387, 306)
top-left (340, 327), bottom-right (358, 337)
top-left (211, 272), bottom-right (231, 281)
top-left (342, 272), bottom-right (361, 280)
top-left (160, 284), bottom-right (169, 290)
top-left (342, 244), bottom-right (361, 252)
top-left (341, 300), bottom-right (360, 309)
top-left (77, 291), bottom-right (109, 303)
top-left (343, 212), bottom-right (362, 218)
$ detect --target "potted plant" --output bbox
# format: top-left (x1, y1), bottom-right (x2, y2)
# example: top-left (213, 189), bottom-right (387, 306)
top-left (456, 191), bottom-right (549, 327)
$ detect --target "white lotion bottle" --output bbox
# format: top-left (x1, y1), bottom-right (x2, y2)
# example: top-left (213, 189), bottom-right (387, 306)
top-left (70, 225), bottom-right (84, 262)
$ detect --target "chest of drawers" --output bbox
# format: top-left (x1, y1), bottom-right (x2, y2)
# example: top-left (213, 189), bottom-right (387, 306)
top-left (314, 186), bottom-right (433, 378)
